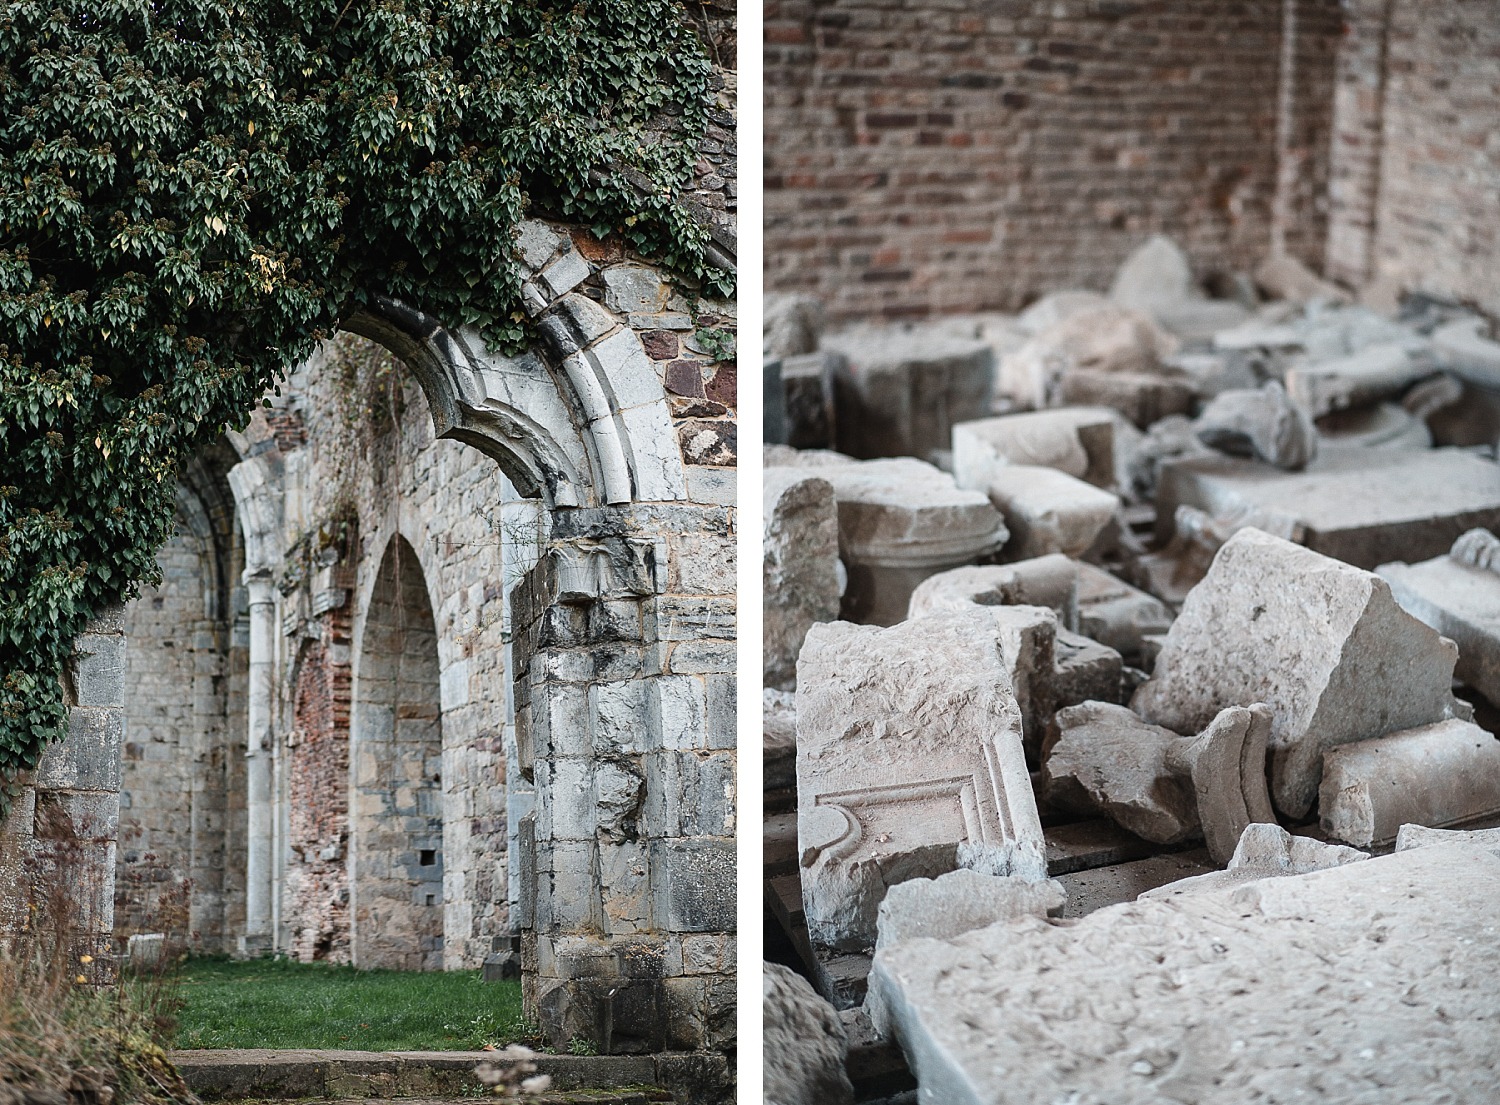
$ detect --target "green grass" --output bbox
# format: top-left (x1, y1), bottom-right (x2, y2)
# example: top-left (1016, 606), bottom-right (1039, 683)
top-left (172, 956), bottom-right (530, 1052)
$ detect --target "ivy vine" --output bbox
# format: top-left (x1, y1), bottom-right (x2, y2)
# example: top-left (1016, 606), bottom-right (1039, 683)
top-left (0, 0), bottom-right (730, 806)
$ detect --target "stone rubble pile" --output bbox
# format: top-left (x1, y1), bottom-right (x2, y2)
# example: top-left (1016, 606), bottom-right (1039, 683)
top-left (764, 237), bottom-right (1500, 1098)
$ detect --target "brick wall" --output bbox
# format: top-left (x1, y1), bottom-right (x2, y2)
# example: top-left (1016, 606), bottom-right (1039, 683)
top-left (1327, 0), bottom-right (1500, 318)
top-left (766, 0), bottom-right (1344, 322)
top-left (285, 636), bottom-right (352, 962)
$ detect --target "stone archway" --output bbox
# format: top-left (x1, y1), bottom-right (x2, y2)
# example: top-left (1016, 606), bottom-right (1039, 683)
top-left (14, 217), bottom-right (734, 1055)
top-left (349, 535), bottom-right (445, 971)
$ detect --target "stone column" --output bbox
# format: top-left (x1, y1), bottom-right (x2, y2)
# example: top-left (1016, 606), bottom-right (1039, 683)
top-left (240, 571), bottom-right (276, 956)
top-left (511, 506), bottom-right (734, 1072)
top-left (0, 607), bottom-right (125, 979)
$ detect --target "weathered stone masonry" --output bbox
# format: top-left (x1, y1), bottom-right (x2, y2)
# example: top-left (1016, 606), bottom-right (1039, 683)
top-left (1, 215), bottom-right (738, 1075)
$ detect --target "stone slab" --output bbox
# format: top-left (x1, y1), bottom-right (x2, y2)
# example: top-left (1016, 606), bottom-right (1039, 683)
top-left (1155, 447), bottom-right (1500, 570)
top-left (1320, 718), bottom-right (1500, 847)
top-left (870, 842), bottom-right (1500, 1105)
top-left (763, 470), bottom-right (841, 690)
top-left (1074, 562), bottom-right (1173, 665)
top-left (1380, 548), bottom-right (1500, 705)
top-left (952, 407), bottom-right (1117, 491)
top-left (1133, 528), bottom-right (1464, 819)
top-left (1053, 849), bottom-right (1215, 917)
top-left (874, 869), bottom-right (1065, 949)
top-left (795, 613), bottom-right (1046, 953)
top-left (1285, 341), bottom-right (1433, 418)
top-left (979, 465), bottom-right (1120, 560)
top-left (1042, 818), bottom-right (1158, 876)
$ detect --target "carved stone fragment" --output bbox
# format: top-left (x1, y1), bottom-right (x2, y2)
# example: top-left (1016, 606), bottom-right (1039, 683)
top-left (796, 613), bottom-right (1046, 953)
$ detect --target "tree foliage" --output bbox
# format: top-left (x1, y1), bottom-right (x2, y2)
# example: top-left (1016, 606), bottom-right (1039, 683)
top-left (0, 0), bottom-right (725, 798)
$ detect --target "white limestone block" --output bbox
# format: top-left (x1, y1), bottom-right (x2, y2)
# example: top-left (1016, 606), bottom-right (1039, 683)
top-left (1285, 341), bottom-right (1432, 418)
top-left (979, 465), bottom-right (1120, 560)
top-left (763, 962), bottom-right (854, 1105)
top-left (873, 869), bottom-right (1065, 951)
top-left (1320, 718), bottom-right (1500, 847)
top-left (1379, 534), bottom-right (1500, 705)
top-left (1155, 447), bottom-right (1500, 569)
top-left (1133, 528), bottom-right (1464, 819)
top-left (795, 613), bottom-right (1046, 952)
top-left (952, 407), bottom-right (1117, 490)
top-left (763, 469), bottom-right (842, 690)
top-left (870, 841), bottom-right (1500, 1105)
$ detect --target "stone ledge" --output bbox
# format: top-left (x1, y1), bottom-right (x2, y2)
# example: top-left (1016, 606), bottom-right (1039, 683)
top-left (170, 1049), bottom-right (722, 1104)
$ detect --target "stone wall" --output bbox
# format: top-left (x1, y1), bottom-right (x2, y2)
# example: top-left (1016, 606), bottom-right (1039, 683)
top-left (117, 493), bottom-right (221, 941)
top-left (1327, 0), bottom-right (1500, 318)
top-left (765, 0), bottom-right (1344, 321)
top-left (0, 610), bottom-right (124, 979)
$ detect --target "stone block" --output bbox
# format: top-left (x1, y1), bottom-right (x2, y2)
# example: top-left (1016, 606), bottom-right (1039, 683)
top-left (823, 326), bottom-right (994, 461)
top-left (1379, 532), bottom-right (1500, 705)
top-left (1051, 629), bottom-right (1123, 712)
top-left (780, 351), bottom-right (838, 450)
top-left (809, 457), bottom-right (1006, 626)
top-left (1139, 822), bottom-right (1369, 900)
top-left (654, 839), bottom-right (735, 933)
top-left (868, 841), bottom-right (1500, 1105)
top-left (873, 869), bottom-right (1065, 950)
top-left (1320, 719), bottom-right (1500, 847)
top-left (73, 632), bottom-right (125, 708)
top-left (764, 470), bottom-right (841, 690)
top-left (1108, 235), bottom-right (1194, 317)
top-left (1133, 528), bottom-right (1465, 818)
top-left (1193, 381), bottom-right (1316, 470)
top-left (1255, 254), bottom-right (1352, 304)
top-left (952, 407), bottom-right (1117, 491)
top-left (602, 264), bottom-right (668, 315)
top-left (1285, 341), bottom-right (1434, 419)
top-left (764, 688), bottom-right (797, 794)
top-left (999, 303), bottom-right (1180, 412)
top-left (978, 465), bottom-right (1120, 560)
top-left (1043, 702), bottom-right (1198, 846)
top-left (764, 293), bottom-right (824, 359)
top-left (795, 613), bottom-right (1046, 953)
top-left (1156, 447), bottom-right (1500, 570)
top-left (1057, 368), bottom-right (1196, 429)
top-left (539, 249), bottom-right (590, 298)
top-left (906, 555), bottom-right (1078, 627)
top-left (1074, 562), bottom-right (1173, 665)
top-left (35, 707), bottom-right (123, 792)
top-left (1048, 699), bottom-right (1278, 864)
top-left (763, 962), bottom-right (854, 1105)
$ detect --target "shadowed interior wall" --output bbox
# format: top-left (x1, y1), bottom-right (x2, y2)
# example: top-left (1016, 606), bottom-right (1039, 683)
top-left (351, 535), bottom-right (444, 970)
top-left (119, 490), bottom-right (225, 944)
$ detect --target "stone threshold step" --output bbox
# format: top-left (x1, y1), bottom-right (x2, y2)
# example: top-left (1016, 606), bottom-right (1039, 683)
top-left (172, 1050), bottom-right (695, 1103)
top-left (226, 1097), bottom-right (668, 1105)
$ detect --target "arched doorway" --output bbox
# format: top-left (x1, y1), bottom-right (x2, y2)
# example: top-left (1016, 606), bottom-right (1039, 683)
top-left (350, 535), bottom-right (444, 970)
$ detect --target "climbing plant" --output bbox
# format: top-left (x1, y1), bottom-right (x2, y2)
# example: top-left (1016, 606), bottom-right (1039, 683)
top-left (0, 0), bottom-right (728, 802)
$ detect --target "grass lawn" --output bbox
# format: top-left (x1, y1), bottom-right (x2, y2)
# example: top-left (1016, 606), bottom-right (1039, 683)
top-left (172, 956), bottom-right (529, 1052)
